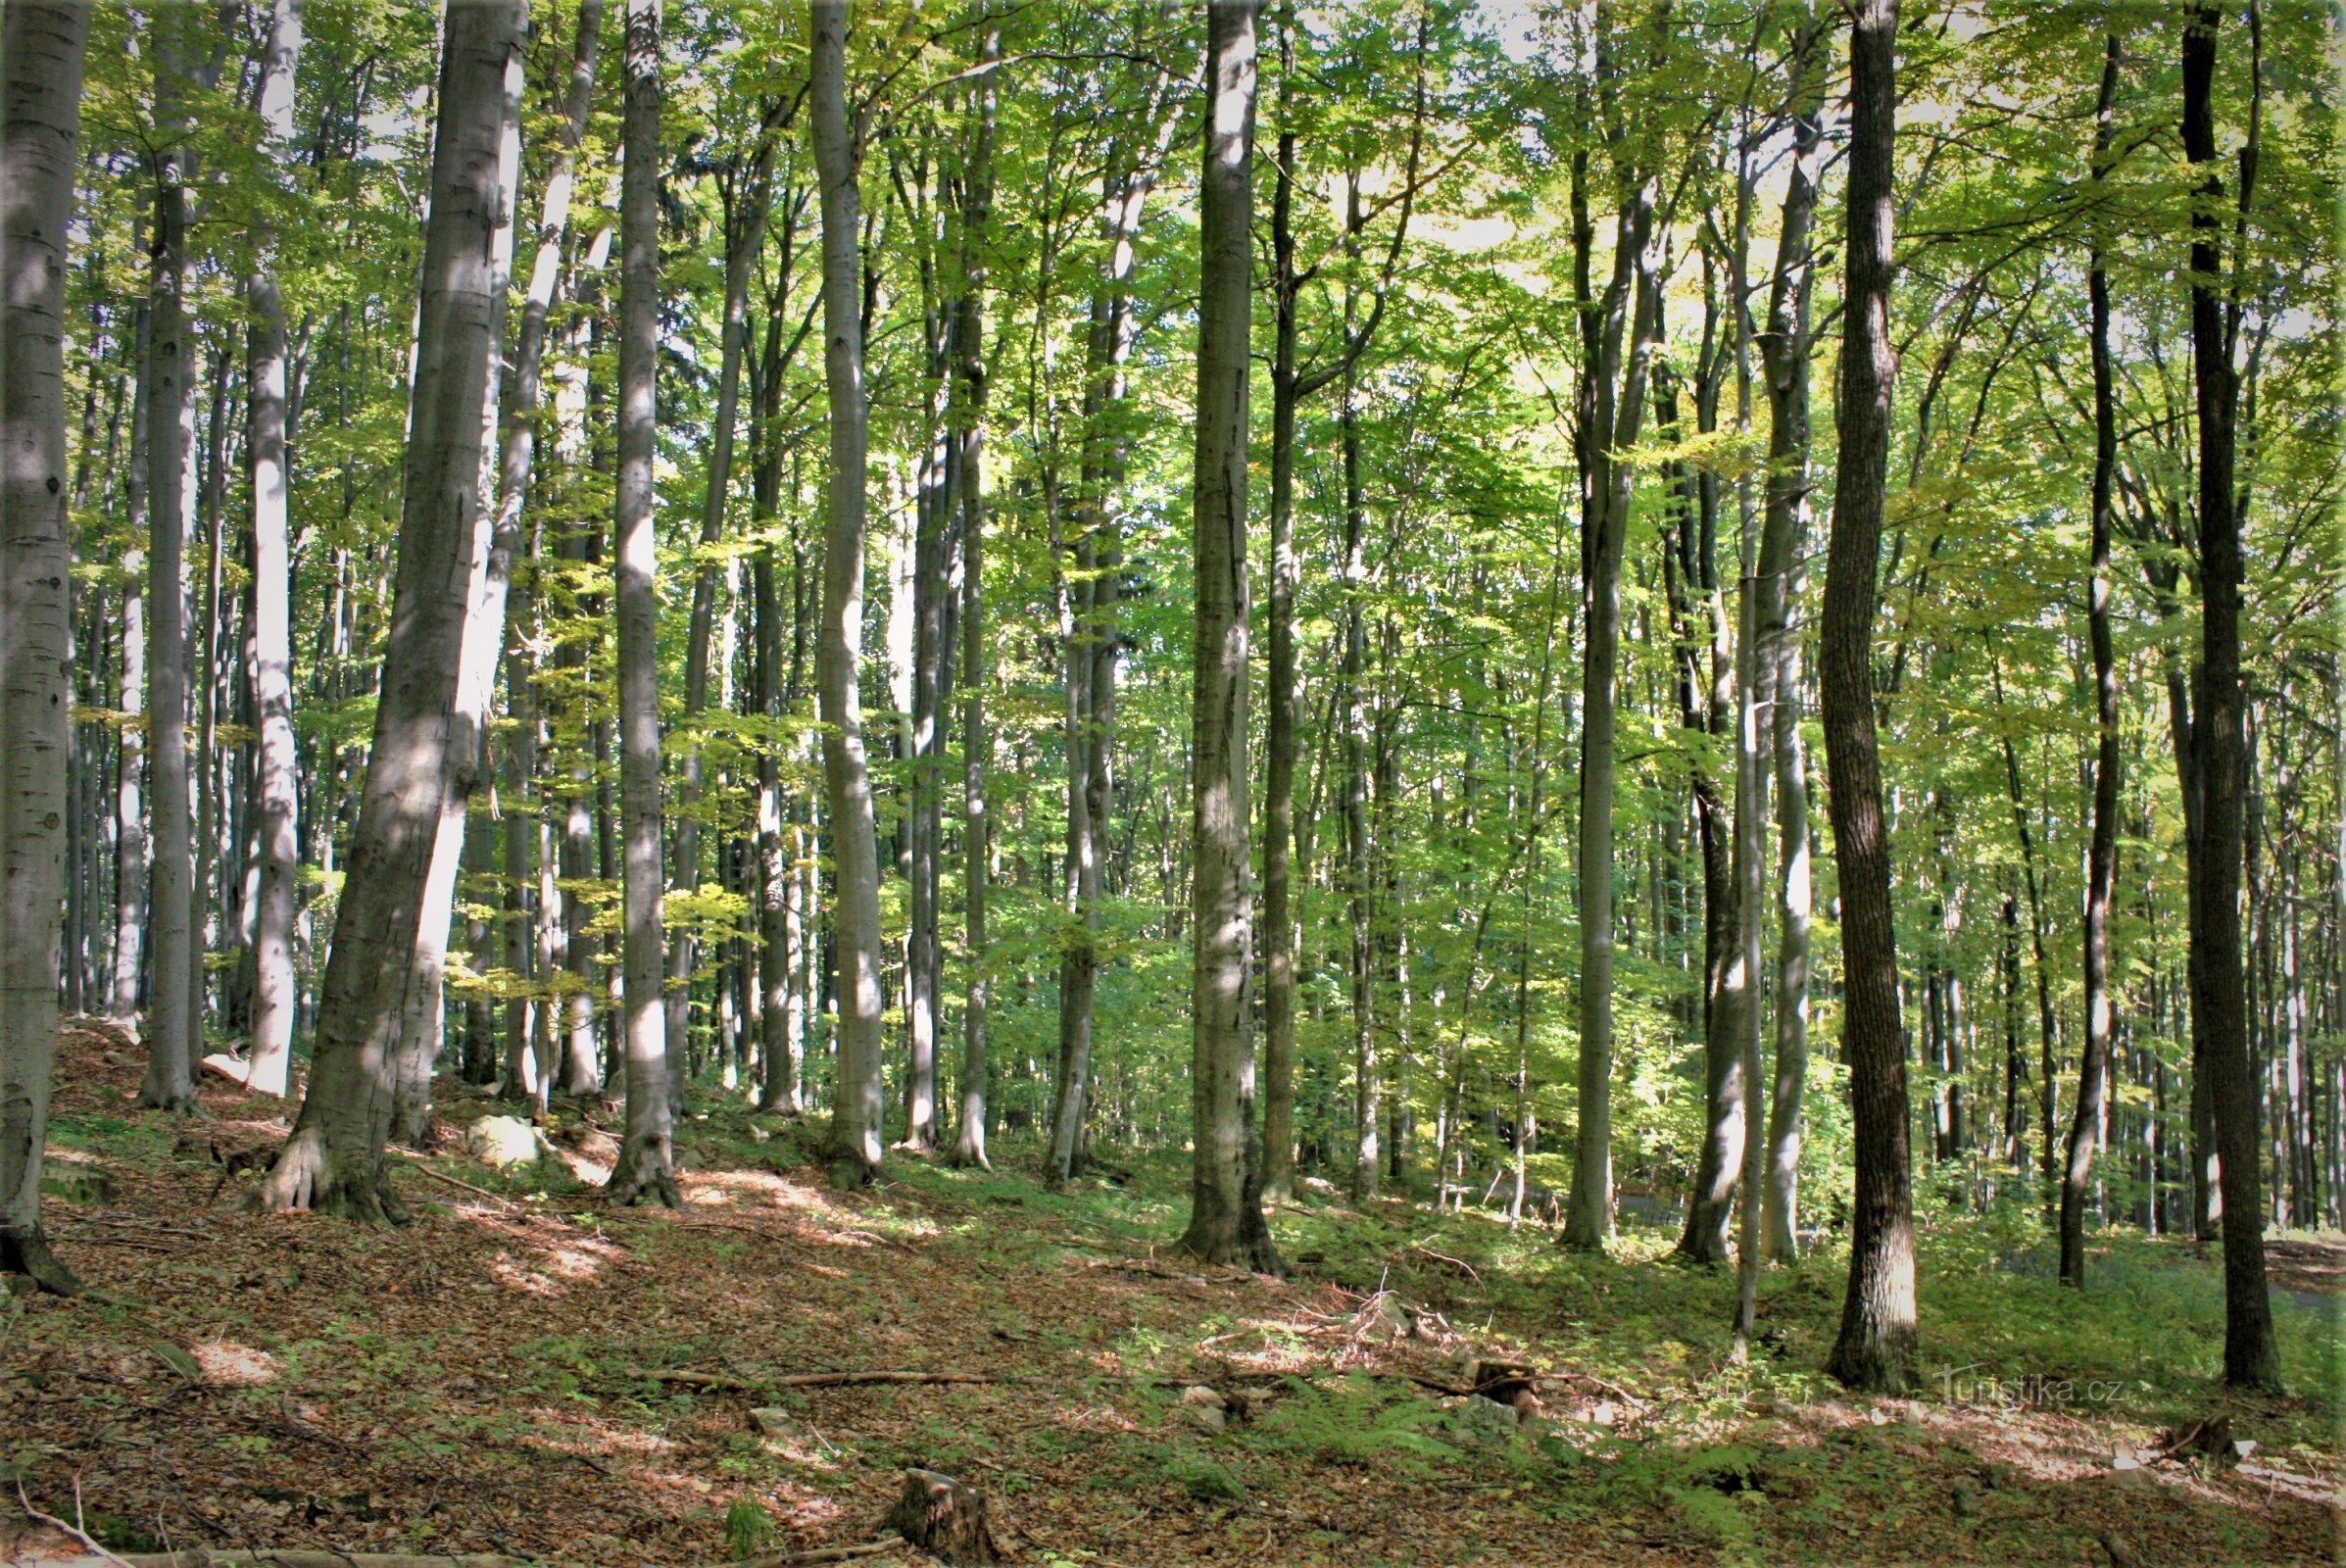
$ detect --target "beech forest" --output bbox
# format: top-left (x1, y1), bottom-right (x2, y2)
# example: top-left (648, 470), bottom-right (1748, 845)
top-left (0, 2), bottom-right (2339, 1564)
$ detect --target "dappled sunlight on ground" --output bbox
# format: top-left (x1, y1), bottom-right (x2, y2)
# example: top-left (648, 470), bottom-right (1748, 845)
top-left (6, 1029), bottom-right (2335, 1567)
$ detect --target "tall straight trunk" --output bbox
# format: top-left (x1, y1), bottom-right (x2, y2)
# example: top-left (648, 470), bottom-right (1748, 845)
top-left (951, 27), bottom-right (999, 1170)
top-left (0, 0), bottom-right (93, 1294)
top-left (751, 279), bottom-right (802, 1115)
top-left (244, 0), bottom-right (306, 1099)
top-left (188, 347), bottom-right (231, 1051)
top-left (498, 0), bottom-right (601, 1104)
top-left (1177, 0), bottom-right (1278, 1274)
top-left (255, 0), bottom-right (526, 1218)
top-left (811, 0), bottom-right (887, 1182)
top-left (138, 11), bottom-right (202, 1113)
top-left (2060, 35), bottom-right (2123, 1290)
top-left (905, 157), bottom-right (953, 1156)
top-left (1821, 0), bottom-right (1917, 1396)
top-left (672, 121), bottom-right (776, 1095)
top-left (1728, 113), bottom-right (1767, 1353)
top-left (606, 0), bottom-right (677, 1207)
top-left (1341, 364), bottom-right (1377, 1201)
top-left (391, 7), bottom-right (529, 1149)
top-left (2180, 2), bottom-right (2281, 1392)
top-left (1660, 324), bottom-right (1740, 1263)
top-left (1986, 665), bottom-right (2064, 1217)
top-left (1757, 14), bottom-right (1824, 1263)
top-left (1260, 0), bottom-right (1304, 1205)
top-left (1050, 91), bottom-right (1174, 1187)
top-left (112, 304), bottom-right (149, 1023)
top-left (1564, 80), bottom-right (1664, 1251)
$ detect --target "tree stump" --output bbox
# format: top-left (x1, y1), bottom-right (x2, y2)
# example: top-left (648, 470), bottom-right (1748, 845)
top-left (882, 1468), bottom-right (1001, 1566)
top-left (1470, 1358), bottom-right (1542, 1420)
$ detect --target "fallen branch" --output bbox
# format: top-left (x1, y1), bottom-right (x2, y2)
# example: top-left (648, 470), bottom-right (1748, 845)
top-left (734, 1544), bottom-right (900, 1568)
top-left (387, 1152), bottom-right (514, 1208)
top-left (1405, 1245), bottom-right (1481, 1283)
top-left (16, 1475), bottom-right (138, 1568)
top-left (629, 1368), bottom-right (1003, 1391)
top-left (22, 1554), bottom-right (520, 1568)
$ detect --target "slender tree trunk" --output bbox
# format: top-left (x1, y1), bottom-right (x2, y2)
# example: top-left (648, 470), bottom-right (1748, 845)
top-left (1564, 122), bottom-right (1662, 1252)
top-left (1822, 0), bottom-right (1917, 1396)
top-left (244, 0), bottom-right (306, 1099)
top-left (1757, 16), bottom-right (1824, 1264)
top-left (1177, 0), bottom-right (1279, 1273)
top-left (951, 27), bottom-right (999, 1170)
top-left (493, 0), bottom-right (602, 1106)
top-left (1341, 364), bottom-right (1378, 1201)
top-left (254, 0), bottom-right (526, 1218)
top-left (2180, 1), bottom-right (2281, 1392)
top-left (0, 0), bottom-right (93, 1294)
top-left (606, 0), bottom-right (677, 1207)
top-left (1260, 2), bottom-right (1304, 1206)
top-left (137, 11), bottom-right (202, 1113)
top-left (113, 304), bottom-right (150, 1025)
top-left (2060, 35), bottom-right (2123, 1290)
top-left (811, 0), bottom-right (887, 1183)
top-left (672, 121), bottom-right (775, 1102)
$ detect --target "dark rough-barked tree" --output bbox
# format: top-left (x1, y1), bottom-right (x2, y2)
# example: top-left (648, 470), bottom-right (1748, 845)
top-left (0, 0), bottom-right (94, 1295)
top-left (254, 0), bottom-right (527, 1218)
top-left (2179, 0), bottom-right (2281, 1393)
top-left (1820, 0), bottom-right (1918, 1396)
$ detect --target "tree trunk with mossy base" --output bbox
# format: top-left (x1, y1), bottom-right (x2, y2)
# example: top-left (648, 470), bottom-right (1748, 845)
top-left (0, 0), bottom-right (94, 1295)
top-left (252, 0), bottom-right (526, 1219)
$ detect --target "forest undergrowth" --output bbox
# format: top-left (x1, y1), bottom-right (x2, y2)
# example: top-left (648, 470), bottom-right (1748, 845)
top-left (3, 1025), bottom-right (2337, 1568)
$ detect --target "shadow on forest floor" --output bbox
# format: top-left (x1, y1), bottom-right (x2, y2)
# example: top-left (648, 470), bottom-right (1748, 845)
top-left (3, 1022), bottom-right (2339, 1566)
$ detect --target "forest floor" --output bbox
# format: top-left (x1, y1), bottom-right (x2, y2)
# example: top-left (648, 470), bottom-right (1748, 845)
top-left (3, 1023), bottom-right (2340, 1568)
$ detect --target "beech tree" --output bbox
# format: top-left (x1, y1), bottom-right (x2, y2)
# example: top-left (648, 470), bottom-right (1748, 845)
top-left (811, 0), bottom-right (887, 1185)
top-left (0, 0), bottom-right (93, 1296)
top-left (2, 2), bottom-right (2332, 1410)
top-left (254, 0), bottom-right (525, 1218)
top-left (1178, 0), bottom-right (1278, 1273)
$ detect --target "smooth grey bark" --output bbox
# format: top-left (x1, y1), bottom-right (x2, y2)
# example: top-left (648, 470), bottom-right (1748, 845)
top-left (606, 0), bottom-right (678, 1207)
top-left (2180, 1), bottom-right (2281, 1393)
top-left (493, 0), bottom-right (601, 1108)
top-left (751, 234), bottom-right (806, 1116)
top-left (1658, 333), bottom-right (1738, 1264)
top-left (1176, 0), bottom-right (1279, 1273)
top-left (1340, 351), bottom-right (1376, 1201)
top-left (951, 26), bottom-right (999, 1171)
top-left (254, 0), bottom-right (526, 1218)
top-left (1048, 82), bottom-right (1178, 1189)
top-left (671, 113), bottom-right (777, 1096)
top-left (112, 303), bottom-right (149, 1024)
top-left (391, 1), bottom-right (527, 1151)
top-left (1563, 30), bottom-right (1665, 1250)
top-left (0, 0), bottom-right (93, 1294)
top-left (1822, 0), bottom-right (1918, 1396)
top-left (1756, 14), bottom-right (1824, 1264)
top-left (811, 0), bottom-right (887, 1181)
top-left (243, 0), bottom-right (305, 1100)
top-left (137, 8), bottom-right (205, 1113)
